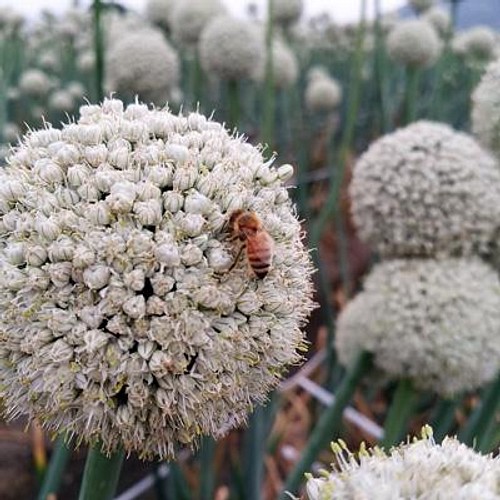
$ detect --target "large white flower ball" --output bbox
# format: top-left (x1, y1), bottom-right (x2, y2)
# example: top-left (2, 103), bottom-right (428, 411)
top-left (387, 19), bottom-right (441, 68)
top-left (199, 16), bottom-right (264, 81)
top-left (306, 426), bottom-right (500, 499)
top-left (335, 258), bottom-right (500, 396)
top-left (0, 98), bottom-right (314, 459)
top-left (105, 28), bottom-right (180, 105)
top-left (350, 121), bottom-right (500, 257)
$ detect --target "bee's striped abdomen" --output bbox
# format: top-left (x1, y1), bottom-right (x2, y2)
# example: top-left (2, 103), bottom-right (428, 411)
top-left (246, 232), bottom-right (274, 279)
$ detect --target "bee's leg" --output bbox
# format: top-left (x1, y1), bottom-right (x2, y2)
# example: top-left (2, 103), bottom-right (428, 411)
top-left (227, 244), bottom-right (245, 272)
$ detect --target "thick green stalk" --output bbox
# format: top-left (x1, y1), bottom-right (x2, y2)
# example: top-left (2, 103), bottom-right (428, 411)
top-left (167, 462), bottom-right (192, 500)
top-left (381, 379), bottom-right (419, 449)
top-left (78, 446), bottom-right (124, 500)
top-left (459, 372), bottom-right (500, 448)
top-left (189, 54), bottom-right (203, 107)
top-left (93, 0), bottom-right (105, 101)
top-left (310, 0), bottom-right (367, 247)
top-left (199, 437), bottom-right (216, 500)
top-left (227, 79), bottom-right (240, 130)
top-left (37, 435), bottom-right (72, 500)
top-left (373, 0), bottom-right (390, 133)
top-left (280, 351), bottom-right (373, 498)
top-left (243, 404), bottom-right (268, 500)
top-left (261, 0), bottom-right (275, 150)
top-left (403, 66), bottom-right (420, 125)
top-left (430, 397), bottom-right (460, 443)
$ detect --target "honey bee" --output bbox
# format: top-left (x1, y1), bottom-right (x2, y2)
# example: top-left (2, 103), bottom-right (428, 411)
top-left (228, 209), bottom-right (274, 279)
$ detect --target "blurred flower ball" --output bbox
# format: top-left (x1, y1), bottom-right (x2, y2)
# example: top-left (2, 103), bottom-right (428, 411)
top-left (171, 0), bottom-right (226, 47)
top-left (408, 0), bottom-right (434, 14)
top-left (305, 73), bottom-right (342, 112)
top-left (253, 39), bottom-right (299, 89)
top-left (335, 258), bottom-right (500, 396)
top-left (48, 90), bottom-right (75, 113)
top-left (423, 7), bottom-right (451, 38)
top-left (0, 98), bottom-right (314, 459)
top-left (19, 69), bottom-right (52, 98)
top-left (306, 426), bottom-right (500, 499)
top-left (199, 16), bottom-right (264, 81)
top-left (387, 19), bottom-right (441, 68)
top-left (105, 28), bottom-right (179, 105)
top-left (272, 0), bottom-right (303, 26)
top-left (145, 0), bottom-right (178, 31)
top-left (452, 26), bottom-right (497, 62)
top-left (350, 121), bottom-right (500, 257)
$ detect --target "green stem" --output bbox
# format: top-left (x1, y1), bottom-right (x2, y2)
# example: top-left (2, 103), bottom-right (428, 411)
top-left (167, 462), bottom-right (192, 500)
top-left (78, 446), bottom-right (124, 500)
top-left (459, 372), bottom-right (500, 448)
top-left (261, 0), bottom-right (275, 150)
top-left (93, 0), bottom-right (104, 101)
top-left (227, 79), bottom-right (240, 130)
top-left (199, 437), bottom-right (216, 500)
top-left (381, 378), bottom-right (419, 449)
top-left (37, 435), bottom-right (72, 500)
top-left (430, 397), bottom-right (460, 443)
top-left (403, 66), bottom-right (420, 125)
top-left (243, 404), bottom-right (269, 500)
top-left (373, 0), bottom-right (390, 133)
top-left (310, 0), bottom-right (367, 247)
top-left (280, 351), bottom-right (373, 498)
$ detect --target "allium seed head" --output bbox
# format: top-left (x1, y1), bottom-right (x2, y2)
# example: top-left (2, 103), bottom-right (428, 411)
top-left (387, 19), bottom-right (441, 68)
top-left (0, 98), bottom-right (314, 459)
top-left (350, 121), bottom-right (500, 257)
top-left (272, 0), bottom-right (303, 26)
top-left (306, 426), bottom-right (500, 499)
top-left (304, 73), bottom-right (343, 112)
top-left (199, 16), bottom-right (264, 81)
top-left (105, 29), bottom-right (180, 105)
top-left (335, 258), bottom-right (500, 396)
top-left (171, 0), bottom-right (226, 47)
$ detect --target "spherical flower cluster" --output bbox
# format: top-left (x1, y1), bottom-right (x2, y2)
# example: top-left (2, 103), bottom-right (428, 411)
top-left (350, 121), bottom-right (500, 257)
top-left (423, 7), bottom-right (451, 37)
top-left (2, 123), bottom-right (19, 144)
top-left (408, 0), bottom-right (434, 14)
top-left (253, 39), bottom-right (299, 89)
top-left (305, 71), bottom-right (342, 112)
top-left (387, 19), bottom-right (441, 68)
top-left (66, 81), bottom-right (86, 101)
top-left (145, 0), bottom-right (178, 31)
top-left (335, 258), bottom-right (500, 396)
top-left (272, 0), bottom-right (303, 26)
top-left (0, 6), bottom-right (23, 33)
top-left (0, 98), bottom-right (314, 459)
top-left (472, 59), bottom-right (500, 159)
top-left (105, 29), bottom-right (179, 105)
top-left (48, 90), bottom-right (75, 113)
top-left (171, 0), bottom-right (226, 47)
top-left (453, 26), bottom-right (497, 61)
top-left (306, 426), bottom-right (500, 499)
top-left (199, 16), bottom-right (264, 81)
top-left (19, 69), bottom-right (52, 98)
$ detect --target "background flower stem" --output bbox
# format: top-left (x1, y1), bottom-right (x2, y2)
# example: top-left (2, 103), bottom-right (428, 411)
top-left (459, 371), bottom-right (500, 449)
top-left (92, 0), bottom-right (104, 101)
top-left (280, 350), bottom-right (373, 498)
top-left (199, 437), bottom-right (216, 500)
top-left (380, 378), bottom-right (419, 449)
top-left (430, 397), bottom-right (461, 442)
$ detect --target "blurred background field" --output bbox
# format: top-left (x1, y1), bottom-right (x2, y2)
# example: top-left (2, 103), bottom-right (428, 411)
top-left (1, 0), bottom-right (500, 499)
